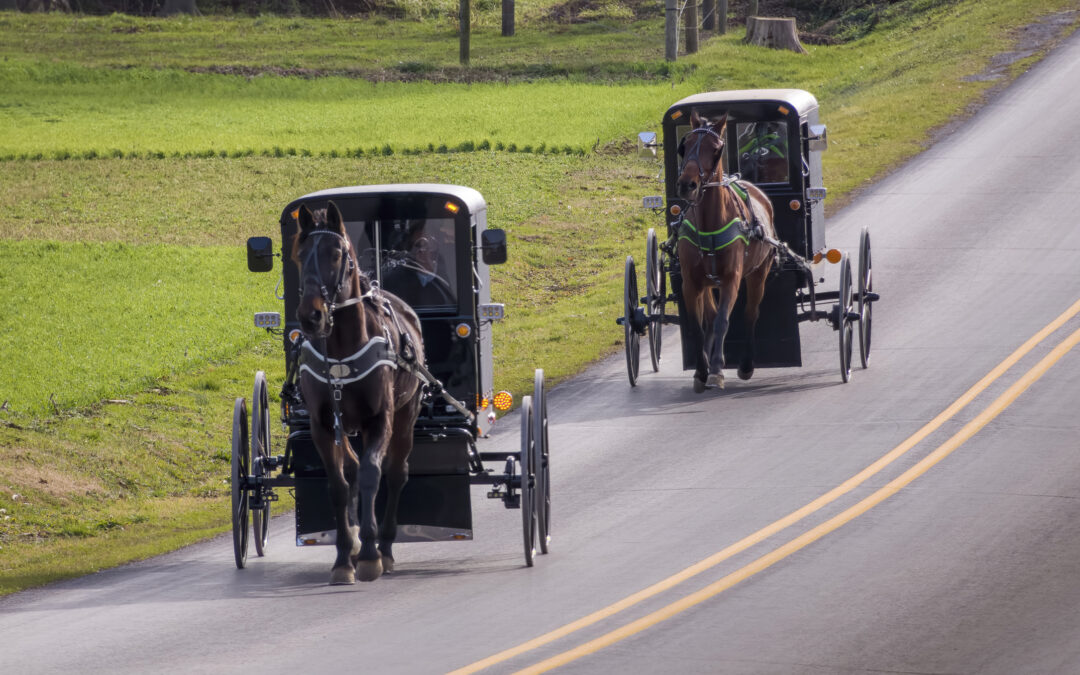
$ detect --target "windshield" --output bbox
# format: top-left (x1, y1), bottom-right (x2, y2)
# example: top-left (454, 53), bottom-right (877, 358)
top-left (345, 216), bottom-right (459, 312)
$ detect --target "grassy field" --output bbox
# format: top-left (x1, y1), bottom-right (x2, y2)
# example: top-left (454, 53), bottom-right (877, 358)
top-left (0, 0), bottom-right (1077, 594)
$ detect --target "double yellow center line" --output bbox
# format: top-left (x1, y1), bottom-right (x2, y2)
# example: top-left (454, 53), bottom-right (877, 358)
top-left (451, 298), bottom-right (1080, 675)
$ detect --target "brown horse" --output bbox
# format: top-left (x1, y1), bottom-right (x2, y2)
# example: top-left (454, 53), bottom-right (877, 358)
top-left (676, 110), bottom-right (776, 392)
top-left (293, 201), bottom-right (425, 584)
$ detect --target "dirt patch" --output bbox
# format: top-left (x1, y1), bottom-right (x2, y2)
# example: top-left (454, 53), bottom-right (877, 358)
top-left (0, 460), bottom-right (104, 499)
top-left (965, 9), bottom-right (1078, 82)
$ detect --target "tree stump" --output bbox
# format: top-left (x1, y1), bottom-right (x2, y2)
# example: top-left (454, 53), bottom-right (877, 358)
top-left (744, 16), bottom-right (808, 54)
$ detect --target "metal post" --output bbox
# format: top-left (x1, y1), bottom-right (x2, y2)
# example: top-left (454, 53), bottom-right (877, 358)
top-left (665, 0), bottom-right (678, 61)
top-left (501, 0), bottom-right (514, 37)
top-left (684, 0), bottom-right (698, 54)
top-left (460, 0), bottom-right (470, 65)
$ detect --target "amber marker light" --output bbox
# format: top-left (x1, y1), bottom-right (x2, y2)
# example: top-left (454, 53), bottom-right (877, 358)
top-left (455, 323), bottom-right (472, 338)
top-left (813, 252), bottom-right (823, 264)
top-left (671, 110), bottom-right (684, 120)
top-left (493, 391), bottom-right (514, 411)
top-left (789, 200), bottom-right (801, 211)
top-left (289, 329), bottom-right (303, 343)
top-left (444, 201), bottom-right (460, 214)
top-left (291, 209), bottom-right (300, 221)
top-left (670, 204), bottom-right (682, 216)
top-left (826, 248), bottom-right (843, 264)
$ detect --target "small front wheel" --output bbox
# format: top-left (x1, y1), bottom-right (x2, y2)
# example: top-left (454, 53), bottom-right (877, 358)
top-left (231, 397), bottom-right (250, 570)
top-left (838, 254), bottom-right (854, 383)
top-left (623, 256), bottom-right (641, 386)
top-left (519, 395), bottom-right (536, 567)
top-left (250, 372), bottom-right (271, 557)
top-left (858, 226), bottom-right (873, 369)
top-left (645, 229), bottom-right (662, 373)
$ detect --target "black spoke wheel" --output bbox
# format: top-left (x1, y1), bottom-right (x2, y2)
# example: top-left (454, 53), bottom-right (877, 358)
top-left (838, 253), bottom-right (854, 383)
top-left (623, 255), bottom-right (641, 386)
top-left (645, 229), bottom-right (663, 372)
top-left (519, 395), bottom-right (536, 567)
top-left (533, 369), bottom-right (550, 554)
top-left (858, 226), bottom-right (873, 369)
top-left (231, 397), bottom-right (250, 570)
top-left (250, 371), bottom-right (271, 557)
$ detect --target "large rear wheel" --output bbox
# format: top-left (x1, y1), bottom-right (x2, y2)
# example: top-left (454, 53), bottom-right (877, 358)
top-left (519, 395), bottom-right (536, 567)
top-left (231, 397), bottom-right (250, 570)
top-left (838, 254), bottom-right (854, 383)
top-left (250, 371), bottom-right (271, 558)
top-left (645, 229), bottom-right (663, 373)
top-left (623, 256), bottom-right (641, 386)
top-left (533, 369), bottom-right (550, 554)
top-left (858, 226), bottom-right (873, 369)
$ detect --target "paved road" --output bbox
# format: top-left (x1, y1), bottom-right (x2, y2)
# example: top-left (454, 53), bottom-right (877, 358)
top-left (4, 28), bottom-right (1080, 675)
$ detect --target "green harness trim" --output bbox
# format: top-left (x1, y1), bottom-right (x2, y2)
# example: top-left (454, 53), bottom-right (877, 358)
top-left (678, 217), bottom-right (749, 253)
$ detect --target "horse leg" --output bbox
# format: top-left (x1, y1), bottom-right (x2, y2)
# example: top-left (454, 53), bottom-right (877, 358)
top-left (353, 411), bottom-right (391, 582)
top-left (738, 261), bottom-right (771, 381)
top-left (313, 427), bottom-right (362, 585)
top-left (707, 274), bottom-right (739, 389)
top-left (376, 404), bottom-right (416, 573)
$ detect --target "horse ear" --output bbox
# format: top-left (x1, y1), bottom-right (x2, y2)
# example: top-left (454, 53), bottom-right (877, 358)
top-left (712, 113), bottom-right (729, 138)
top-left (690, 109), bottom-right (703, 129)
top-left (326, 201), bottom-right (346, 236)
top-left (297, 204), bottom-right (316, 234)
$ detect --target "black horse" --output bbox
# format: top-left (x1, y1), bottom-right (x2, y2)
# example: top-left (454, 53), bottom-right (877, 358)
top-left (293, 201), bottom-right (426, 584)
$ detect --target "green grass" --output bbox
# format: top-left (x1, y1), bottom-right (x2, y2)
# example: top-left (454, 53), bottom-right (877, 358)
top-left (0, 0), bottom-right (1077, 594)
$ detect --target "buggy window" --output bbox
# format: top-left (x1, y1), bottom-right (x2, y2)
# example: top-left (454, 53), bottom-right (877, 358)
top-left (347, 217), bottom-right (458, 312)
top-left (736, 122), bottom-right (789, 184)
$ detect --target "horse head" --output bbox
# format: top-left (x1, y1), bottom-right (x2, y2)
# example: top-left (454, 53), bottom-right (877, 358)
top-left (676, 110), bottom-right (728, 203)
top-left (294, 200), bottom-right (371, 340)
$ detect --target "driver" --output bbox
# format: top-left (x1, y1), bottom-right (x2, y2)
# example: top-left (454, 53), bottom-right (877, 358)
top-left (382, 226), bottom-right (455, 309)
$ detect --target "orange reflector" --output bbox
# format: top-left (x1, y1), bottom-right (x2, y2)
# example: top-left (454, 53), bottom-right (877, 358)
top-left (789, 200), bottom-right (801, 211)
top-left (456, 323), bottom-right (472, 338)
top-left (493, 391), bottom-right (513, 411)
top-left (291, 209), bottom-right (300, 221)
top-left (302, 538), bottom-right (318, 545)
top-left (288, 329), bottom-right (303, 343)
top-left (826, 249), bottom-right (843, 264)
top-left (671, 110), bottom-right (684, 120)
top-left (445, 201), bottom-right (460, 214)
top-left (778, 105), bottom-right (790, 115)
top-left (670, 204), bottom-right (682, 216)
top-left (813, 252), bottom-right (823, 264)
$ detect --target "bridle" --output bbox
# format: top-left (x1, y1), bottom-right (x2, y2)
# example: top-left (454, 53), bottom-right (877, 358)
top-left (299, 229), bottom-right (370, 332)
top-left (679, 126), bottom-right (726, 205)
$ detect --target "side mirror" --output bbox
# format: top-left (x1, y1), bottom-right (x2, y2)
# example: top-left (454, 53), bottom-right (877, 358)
top-left (247, 236), bottom-right (274, 272)
top-left (638, 131), bottom-right (658, 158)
top-left (808, 124), bottom-right (828, 152)
top-left (480, 229), bottom-right (507, 265)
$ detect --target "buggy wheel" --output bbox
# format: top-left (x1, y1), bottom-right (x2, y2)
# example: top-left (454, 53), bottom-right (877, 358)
top-left (533, 369), bottom-right (550, 554)
top-left (231, 397), bottom-right (250, 569)
top-left (519, 395), bottom-right (536, 567)
top-left (623, 256), bottom-right (641, 386)
top-left (645, 229), bottom-right (662, 372)
top-left (250, 371), bottom-right (271, 557)
top-left (857, 226), bottom-right (873, 369)
top-left (838, 254), bottom-right (854, 383)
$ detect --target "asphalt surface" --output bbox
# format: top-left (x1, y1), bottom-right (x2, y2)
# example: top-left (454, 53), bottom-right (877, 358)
top-left (3, 28), bottom-right (1080, 675)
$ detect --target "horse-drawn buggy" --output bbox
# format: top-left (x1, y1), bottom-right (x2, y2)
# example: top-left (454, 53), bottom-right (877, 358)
top-left (619, 89), bottom-right (878, 389)
top-left (231, 184), bottom-right (550, 583)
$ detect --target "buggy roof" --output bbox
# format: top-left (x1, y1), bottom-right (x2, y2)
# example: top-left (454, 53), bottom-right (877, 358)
top-left (667, 89), bottom-right (819, 119)
top-left (287, 184), bottom-right (487, 214)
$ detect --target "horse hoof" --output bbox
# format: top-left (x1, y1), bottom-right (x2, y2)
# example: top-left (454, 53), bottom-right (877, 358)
top-left (737, 367), bottom-right (753, 381)
top-left (693, 377), bottom-right (707, 393)
top-left (355, 558), bottom-right (384, 582)
top-left (330, 566), bottom-right (356, 585)
top-left (707, 373), bottom-right (725, 389)
top-left (381, 554), bottom-right (395, 574)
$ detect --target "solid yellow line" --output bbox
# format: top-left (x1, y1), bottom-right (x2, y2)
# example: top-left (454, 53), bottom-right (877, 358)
top-left (517, 324), bottom-right (1080, 675)
top-left (447, 299), bottom-right (1080, 675)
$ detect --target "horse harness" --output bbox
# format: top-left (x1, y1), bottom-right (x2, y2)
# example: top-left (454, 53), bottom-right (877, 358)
top-left (678, 127), bottom-right (778, 280)
top-left (298, 229), bottom-right (472, 448)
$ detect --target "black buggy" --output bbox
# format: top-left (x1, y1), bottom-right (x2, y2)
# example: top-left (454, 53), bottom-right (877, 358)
top-left (230, 184), bottom-right (551, 570)
top-left (619, 89), bottom-right (879, 385)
